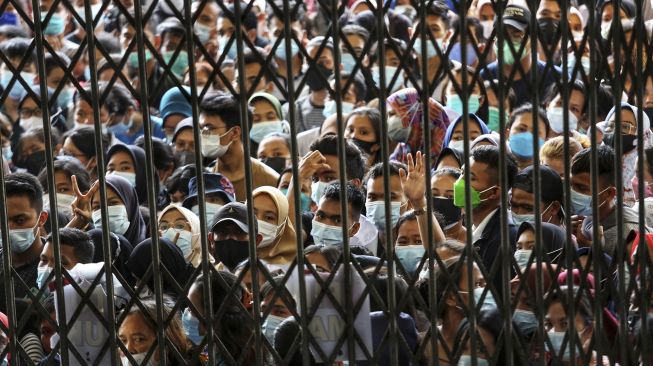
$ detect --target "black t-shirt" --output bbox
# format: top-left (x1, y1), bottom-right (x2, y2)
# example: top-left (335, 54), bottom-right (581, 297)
top-left (481, 59), bottom-right (561, 108)
top-left (0, 239), bottom-right (42, 314)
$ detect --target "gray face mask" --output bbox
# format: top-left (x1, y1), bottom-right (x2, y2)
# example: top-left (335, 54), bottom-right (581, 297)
top-left (387, 115), bottom-right (411, 143)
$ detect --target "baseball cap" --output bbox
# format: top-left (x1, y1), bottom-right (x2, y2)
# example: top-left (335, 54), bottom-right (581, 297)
top-left (182, 173), bottom-right (236, 209)
top-left (502, 4), bottom-right (530, 33)
top-left (512, 165), bottom-right (563, 205)
top-left (210, 202), bottom-right (255, 233)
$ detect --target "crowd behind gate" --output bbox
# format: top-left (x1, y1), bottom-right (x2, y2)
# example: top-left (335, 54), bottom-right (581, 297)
top-left (0, 0), bottom-right (653, 364)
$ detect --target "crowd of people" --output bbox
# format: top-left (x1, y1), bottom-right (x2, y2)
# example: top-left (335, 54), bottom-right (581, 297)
top-left (0, 0), bottom-right (653, 364)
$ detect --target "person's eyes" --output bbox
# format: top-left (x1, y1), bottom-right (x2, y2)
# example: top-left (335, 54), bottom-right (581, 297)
top-left (265, 214), bottom-right (276, 222)
top-left (333, 217), bottom-right (342, 224)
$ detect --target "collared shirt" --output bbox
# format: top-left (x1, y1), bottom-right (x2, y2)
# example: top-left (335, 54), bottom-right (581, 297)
top-left (472, 208), bottom-right (499, 243)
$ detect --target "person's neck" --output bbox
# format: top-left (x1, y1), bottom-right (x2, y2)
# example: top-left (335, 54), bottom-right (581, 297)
top-left (310, 90), bottom-right (327, 107)
top-left (445, 221), bottom-right (466, 241)
top-left (441, 309), bottom-right (463, 346)
top-left (12, 238), bottom-right (42, 267)
top-left (599, 203), bottom-right (616, 223)
top-left (217, 143), bottom-right (244, 173)
top-left (472, 202), bottom-right (498, 227)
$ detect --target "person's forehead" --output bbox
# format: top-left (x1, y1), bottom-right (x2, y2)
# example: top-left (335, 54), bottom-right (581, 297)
top-left (367, 174), bottom-right (401, 192)
top-left (318, 197), bottom-right (345, 214)
top-left (251, 99), bottom-right (276, 113)
top-left (260, 138), bottom-right (288, 152)
top-left (511, 187), bottom-right (534, 202)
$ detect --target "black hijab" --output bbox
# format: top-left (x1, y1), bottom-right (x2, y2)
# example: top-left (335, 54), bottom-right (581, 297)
top-left (88, 228), bottom-right (135, 286)
top-left (106, 144), bottom-right (160, 207)
top-left (127, 237), bottom-right (190, 297)
top-left (105, 174), bottom-right (147, 246)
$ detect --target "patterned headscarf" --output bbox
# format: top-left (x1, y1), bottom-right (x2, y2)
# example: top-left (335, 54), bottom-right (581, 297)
top-left (387, 88), bottom-right (450, 167)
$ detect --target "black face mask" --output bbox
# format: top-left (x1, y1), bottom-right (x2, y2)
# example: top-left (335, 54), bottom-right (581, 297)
top-left (433, 197), bottom-right (461, 229)
top-left (305, 64), bottom-right (333, 91)
top-left (175, 151), bottom-right (195, 166)
top-left (214, 239), bottom-right (250, 270)
top-left (537, 18), bottom-right (560, 46)
top-left (17, 150), bottom-right (46, 176)
top-left (351, 138), bottom-right (377, 155)
top-left (603, 133), bottom-right (637, 154)
top-left (261, 156), bottom-right (287, 175)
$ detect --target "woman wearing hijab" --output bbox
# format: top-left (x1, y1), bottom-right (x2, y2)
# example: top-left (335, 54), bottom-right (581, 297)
top-left (106, 143), bottom-right (166, 209)
top-left (442, 114), bottom-right (491, 152)
top-left (88, 227), bottom-right (135, 286)
top-left (251, 186), bottom-right (297, 267)
top-left (602, 103), bottom-right (653, 207)
top-left (514, 222), bottom-right (568, 270)
top-left (127, 237), bottom-right (190, 299)
top-left (158, 204), bottom-right (215, 268)
top-left (387, 88), bottom-right (450, 169)
top-left (70, 174), bottom-right (148, 247)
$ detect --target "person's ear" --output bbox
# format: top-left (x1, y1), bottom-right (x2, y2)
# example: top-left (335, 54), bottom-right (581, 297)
top-left (241, 288), bottom-right (253, 311)
top-left (154, 35), bottom-right (162, 51)
top-left (38, 210), bottom-right (49, 228)
top-left (369, 143), bottom-right (380, 154)
top-left (445, 292), bottom-right (458, 308)
top-left (85, 156), bottom-right (97, 173)
top-left (350, 178), bottom-right (361, 188)
top-left (349, 221), bottom-right (360, 237)
top-left (256, 233), bottom-right (263, 246)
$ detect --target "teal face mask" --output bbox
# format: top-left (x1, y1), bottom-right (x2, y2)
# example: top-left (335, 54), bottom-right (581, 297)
top-left (446, 94), bottom-right (481, 115)
top-left (487, 106), bottom-right (508, 133)
top-left (492, 40), bottom-right (528, 66)
top-left (395, 245), bottom-right (425, 276)
top-left (163, 50), bottom-right (189, 77)
top-left (280, 188), bottom-right (312, 212)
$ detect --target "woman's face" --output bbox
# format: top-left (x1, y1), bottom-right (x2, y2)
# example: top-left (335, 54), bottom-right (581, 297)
top-left (159, 208), bottom-right (191, 232)
top-left (394, 219), bottom-right (421, 247)
top-left (20, 97), bottom-right (42, 119)
top-left (451, 120), bottom-right (483, 142)
top-left (545, 300), bottom-right (592, 341)
top-left (53, 171), bottom-right (75, 195)
top-left (118, 312), bottom-right (158, 359)
top-left (344, 115), bottom-right (377, 143)
top-left (107, 151), bottom-right (135, 173)
top-left (19, 136), bottom-right (45, 157)
top-left (431, 174), bottom-right (456, 199)
top-left (516, 228), bottom-right (535, 251)
top-left (92, 187), bottom-right (124, 211)
top-left (62, 137), bottom-right (90, 166)
top-left (253, 193), bottom-right (279, 225)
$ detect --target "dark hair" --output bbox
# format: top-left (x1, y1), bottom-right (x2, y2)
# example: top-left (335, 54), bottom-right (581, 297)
top-left (342, 24), bottom-right (370, 43)
top-left (309, 135), bottom-right (366, 180)
top-left (63, 126), bottom-right (110, 160)
top-left (369, 273), bottom-right (417, 319)
top-left (545, 285), bottom-right (593, 325)
top-left (103, 82), bottom-right (136, 118)
top-left (432, 256), bottom-right (468, 318)
top-left (0, 25), bottom-right (28, 39)
top-left (433, 167), bottom-right (461, 180)
top-left (5, 172), bottom-right (44, 212)
top-left (260, 132), bottom-right (291, 151)
top-left (134, 136), bottom-right (177, 172)
top-left (237, 47), bottom-right (278, 83)
top-left (542, 79), bottom-right (587, 114)
top-left (273, 317), bottom-right (316, 365)
top-left (346, 107), bottom-right (382, 143)
top-left (484, 79), bottom-right (517, 111)
top-left (471, 145), bottom-right (518, 187)
top-left (16, 127), bottom-right (62, 163)
top-left (95, 32), bottom-right (122, 54)
top-left (165, 164), bottom-right (197, 197)
top-left (329, 71), bottom-right (367, 103)
top-left (267, 0), bottom-right (306, 24)
top-left (0, 37), bottom-right (35, 64)
top-left (37, 158), bottom-right (91, 194)
top-left (571, 145), bottom-right (615, 187)
top-left (44, 52), bottom-right (71, 76)
top-left (303, 244), bottom-right (342, 268)
top-left (322, 182), bottom-right (365, 221)
top-left (46, 228), bottom-right (95, 264)
top-left (193, 271), bottom-right (256, 364)
top-left (364, 160), bottom-right (406, 184)
top-left (596, 82), bottom-right (615, 121)
top-left (645, 146), bottom-right (653, 179)
top-left (392, 211), bottom-right (417, 243)
top-left (224, 3), bottom-right (258, 31)
top-left (508, 103), bottom-right (551, 137)
top-left (199, 91), bottom-right (252, 130)
top-left (425, 1), bottom-right (451, 28)
top-left (260, 275), bottom-right (297, 310)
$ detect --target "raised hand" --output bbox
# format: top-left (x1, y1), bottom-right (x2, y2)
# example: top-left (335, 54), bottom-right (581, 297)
top-left (297, 150), bottom-right (331, 183)
top-left (70, 175), bottom-right (99, 223)
top-left (399, 151), bottom-right (426, 207)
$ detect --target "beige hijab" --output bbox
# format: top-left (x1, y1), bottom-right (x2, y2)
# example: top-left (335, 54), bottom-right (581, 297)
top-left (158, 204), bottom-right (215, 268)
top-left (251, 186), bottom-right (298, 265)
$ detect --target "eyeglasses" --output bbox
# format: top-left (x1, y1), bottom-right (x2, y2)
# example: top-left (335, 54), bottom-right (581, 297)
top-left (158, 220), bottom-right (189, 231)
top-left (602, 121), bottom-right (637, 135)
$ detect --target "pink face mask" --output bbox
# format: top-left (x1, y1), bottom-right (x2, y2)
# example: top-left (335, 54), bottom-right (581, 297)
top-left (632, 176), bottom-right (653, 200)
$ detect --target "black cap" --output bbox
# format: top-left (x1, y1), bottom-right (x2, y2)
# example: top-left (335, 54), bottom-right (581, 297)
top-left (210, 202), bottom-right (256, 234)
top-left (512, 165), bottom-right (563, 204)
top-left (502, 4), bottom-right (530, 33)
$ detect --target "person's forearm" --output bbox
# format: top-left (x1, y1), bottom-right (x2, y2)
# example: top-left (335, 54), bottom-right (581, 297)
top-left (411, 198), bottom-right (446, 249)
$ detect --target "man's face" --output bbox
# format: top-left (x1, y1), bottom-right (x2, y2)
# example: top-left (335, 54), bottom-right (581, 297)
top-left (366, 176), bottom-right (404, 203)
top-left (508, 113), bottom-right (547, 141)
top-left (426, 14), bottom-right (447, 40)
top-left (510, 188), bottom-right (538, 215)
top-left (308, 46), bottom-right (334, 71)
top-left (174, 128), bottom-right (195, 153)
top-left (343, 34), bottom-right (365, 57)
top-left (195, 2), bottom-right (218, 29)
top-left (217, 16), bottom-right (236, 39)
top-left (313, 154), bottom-right (340, 183)
top-left (200, 113), bottom-right (238, 147)
top-left (39, 242), bottom-right (78, 270)
top-left (326, 78), bottom-right (358, 105)
top-left (315, 197), bottom-right (354, 229)
top-left (161, 31), bottom-right (185, 53)
top-left (7, 195), bottom-right (40, 230)
top-left (238, 62), bottom-right (267, 93)
top-left (212, 221), bottom-right (248, 241)
top-left (570, 172), bottom-right (592, 196)
top-left (465, 158), bottom-right (496, 196)
top-left (536, 0), bottom-right (561, 21)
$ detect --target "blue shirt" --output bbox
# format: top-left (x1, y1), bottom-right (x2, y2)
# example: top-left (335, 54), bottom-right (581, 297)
top-left (480, 59), bottom-right (561, 107)
top-left (113, 115), bottom-right (166, 144)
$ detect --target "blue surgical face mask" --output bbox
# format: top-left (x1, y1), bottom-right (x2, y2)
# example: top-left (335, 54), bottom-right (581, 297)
top-left (372, 65), bottom-right (404, 93)
top-left (511, 211), bottom-right (534, 226)
top-left (460, 287), bottom-right (496, 309)
top-left (365, 201), bottom-right (402, 231)
top-left (262, 314), bottom-right (285, 344)
top-left (219, 36), bottom-right (237, 60)
top-left (274, 39), bottom-right (299, 61)
top-left (449, 42), bottom-right (478, 66)
top-left (2, 224), bottom-right (38, 253)
top-left (194, 23), bottom-right (212, 44)
top-left (311, 180), bottom-right (336, 204)
top-left (43, 13), bottom-right (66, 35)
top-left (570, 188), bottom-right (609, 216)
top-left (322, 100), bottom-right (355, 118)
top-left (513, 249), bottom-right (532, 269)
top-left (163, 50), bottom-right (189, 77)
top-left (92, 205), bottom-right (130, 235)
top-left (509, 132), bottom-right (544, 160)
top-left (457, 355), bottom-right (489, 366)
top-left (2, 146), bottom-right (12, 161)
top-left (310, 220), bottom-right (345, 246)
top-left (192, 202), bottom-right (223, 224)
top-left (513, 309), bottom-right (537, 336)
top-left (1, 71), bottom-right (35, 101)
top-left (341, 52), bottom-right (356, 73)
top-left (182, 308), bottom-right (203, 345)
top-left (446, 94), bottom-right (481, 115)
top-left (395, 245), bottom-right (425, 275)
top-left (162, 228), bottom-right (193, 259)
top-left (280, 188), bottom-right (312, 212)
top-left (414, 38), bottom-right (439, 59)
top-left (250, 121), bottom-right (284, 143)
top-left (36, 265), bottom-right (53, 290)
top-left (547, 331), bottom-right (571, 361)
top-left (110, 171), bottom-right (136, 186)
top-left (546, 107), bottom-right (578, 134)
top-left (56, 87), bottom-right (74, 109)
top-left (107, 118), bottom-right (133, 137)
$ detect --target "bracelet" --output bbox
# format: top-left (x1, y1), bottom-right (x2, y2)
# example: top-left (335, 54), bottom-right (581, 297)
top-left (414, 207), bottom-right (426, 216)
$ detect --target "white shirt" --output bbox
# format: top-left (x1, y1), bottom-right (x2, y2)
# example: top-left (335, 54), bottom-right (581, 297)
top-left (351, 215), bottom-right (379, 255)
top-left (472, 208), bottom-right (499, 243)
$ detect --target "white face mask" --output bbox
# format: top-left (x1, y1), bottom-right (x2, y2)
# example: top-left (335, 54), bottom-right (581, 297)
top-left (162, 228), bottom-right (194, 258)
top-left (120, 352), bottom-right (156, 366)
top-left (310, 180), bottom-right (336, 204)
top-left (19, 116), bottom-right (42, 131)
top-left (43, 193), bottom-right (76, 215)
top-left (92, 205), bottom-right (130, 235)
top-left (201, 128), bottom-right (233, 158)
top-left (192, 202), bottom-right (223, 225)
top-left (448, 139), bottom-right (465, 151)
top-left (257, 219), bottom-right (281, 248)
